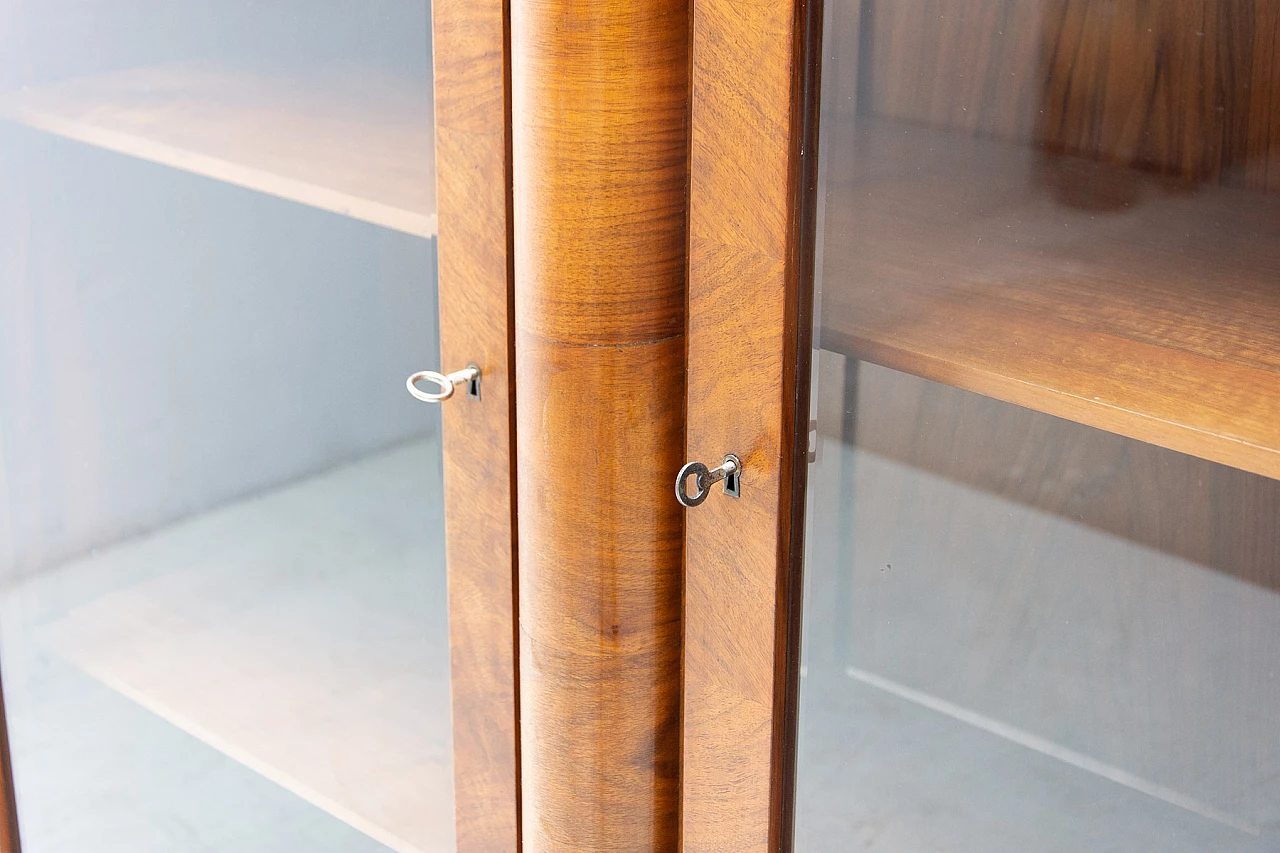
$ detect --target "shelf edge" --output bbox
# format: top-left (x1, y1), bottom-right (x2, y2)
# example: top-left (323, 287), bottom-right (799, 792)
top-left (0, 103), bottom-right (438, 239)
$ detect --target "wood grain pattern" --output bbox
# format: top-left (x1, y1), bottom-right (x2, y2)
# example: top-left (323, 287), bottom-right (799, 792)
top-left (1247, 2), bottom-right (1280, 193)
top-left (433, 0), bottom-right (520, 850)
top-left (862, 0), bottom-right (1280, 191)
top-left (821, 117), bottom-right (1280, 480)
top-left (0, 62), bottom-right (437, 236)
top-left (798, 360), bottom-right (1280, 840)
top-left (1034, 0), bottom-right (1280, 188)
top-left (864, 0), bottom-right (1044, 144)
top-left (847, 360), bottom-right (1280, 595)
top-left (683, 0), bottom-right (818, 851)
top-left (510, 3), bottom-right (688, 851)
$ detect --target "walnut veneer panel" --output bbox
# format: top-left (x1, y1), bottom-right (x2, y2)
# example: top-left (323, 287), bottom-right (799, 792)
top-left (847, 361), bottom-right (1280, 596)
top-left (511, 2), bottom-right (688, 851)
top-left (433, 0), bottom-right (520, 850)
top-left (0, 62), bottom-right (437, 236)
top-left (683, 0), bottom-right (818, 852)
top-left (821, 118), bottom-right (1280, 480)
top-left (864, 0), bottom-right (1280, 191)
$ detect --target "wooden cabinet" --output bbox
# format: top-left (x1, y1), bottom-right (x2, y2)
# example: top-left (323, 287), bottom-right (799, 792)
top-left (3, 1), bottom-right (1278, 851)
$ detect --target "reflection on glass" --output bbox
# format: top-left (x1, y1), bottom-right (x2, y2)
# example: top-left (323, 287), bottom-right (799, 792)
top-left (798, 2), bottom-right (1280, 850)
top-left (0, 3), bottom-right (449, 851)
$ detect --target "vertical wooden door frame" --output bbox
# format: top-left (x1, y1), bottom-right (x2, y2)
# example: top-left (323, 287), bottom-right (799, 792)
top-left (435, 0), bottom-right (820, 847)
top-left (681, 0), bottom-right (822, 851)
top-left (432, 1), bottom-right (522, 851)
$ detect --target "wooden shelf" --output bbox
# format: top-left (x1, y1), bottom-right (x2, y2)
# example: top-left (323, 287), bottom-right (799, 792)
top-left (0, 61), bottom-right (437, 237)
top-left (820, 118), bottom-right (1280, 481)
top-left (34, 441), bottom-right (454, 853)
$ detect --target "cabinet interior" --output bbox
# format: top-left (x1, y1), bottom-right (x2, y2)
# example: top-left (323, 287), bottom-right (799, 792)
top-left (0, 4), bottom-right (448, 851)
top-left (1, 1), bottom-right (436, 237)
top-left (802, 3), bottom-right (1280, 848)
top-left (819, 0), bottom-right (1280, 479)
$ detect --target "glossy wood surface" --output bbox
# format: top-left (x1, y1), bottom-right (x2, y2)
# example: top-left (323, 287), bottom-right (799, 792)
top-left (821, 118), bottom-right (1280, 481)
top-left (845, 360), bottom-right (1280, 596)
top-left (0, 62), bottom-right (437, 237)
top-left (682, 0), bottom-right (817, 851)
top-left (866, 0), bottom-right (1280, 191)
top-left (433, 0), bottom-right (520, 850)
top-left (816, 0), bottom-right (1280, 480)
top-left (511, 2), bottom-right (688, 851)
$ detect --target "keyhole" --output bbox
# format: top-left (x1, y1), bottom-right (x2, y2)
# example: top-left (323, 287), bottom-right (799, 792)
top-left (724, 469), bottom-right (740, 498)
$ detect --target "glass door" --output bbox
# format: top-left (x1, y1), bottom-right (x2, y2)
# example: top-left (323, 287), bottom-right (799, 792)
top-left (795, 1), bottom-right (1280, 850)
top-left (0, 1), bottom-right (515, 849)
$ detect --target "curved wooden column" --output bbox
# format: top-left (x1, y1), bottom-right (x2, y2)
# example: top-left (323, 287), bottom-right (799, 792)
top-left (511, 2), bottom-right (689, 851)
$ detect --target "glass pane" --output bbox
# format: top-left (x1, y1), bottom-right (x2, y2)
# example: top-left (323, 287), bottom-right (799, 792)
top-left (797, 2), bottom-right (1280, 850)
top-left (0, 3), bottom-right (450, 851)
